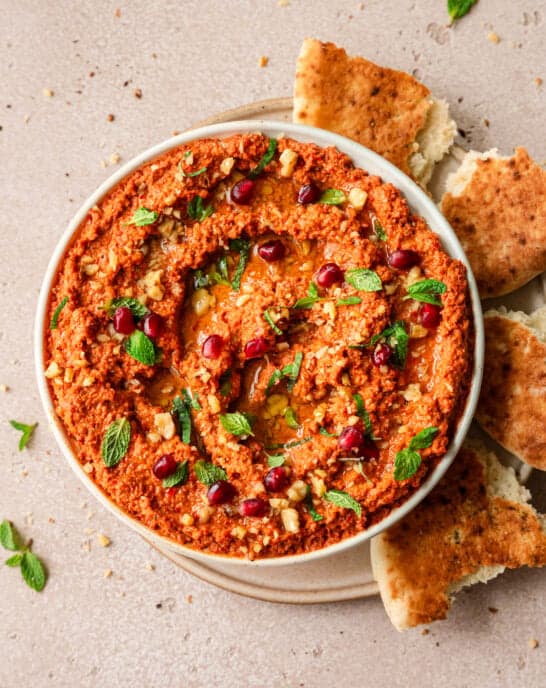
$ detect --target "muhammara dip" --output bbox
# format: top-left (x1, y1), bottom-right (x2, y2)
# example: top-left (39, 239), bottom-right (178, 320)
top-left (44, 133), bottom-right (471, 559)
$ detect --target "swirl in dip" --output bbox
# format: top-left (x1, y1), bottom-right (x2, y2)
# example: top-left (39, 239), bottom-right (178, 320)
top-left (44, 133), bottom-right (471, 559)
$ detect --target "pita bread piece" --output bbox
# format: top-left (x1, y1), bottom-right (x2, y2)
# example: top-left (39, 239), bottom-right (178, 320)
top-left (476, 306), bottom-right (546, 470)
top-left (293, 39), bottom-right (456, 186)
top-left (441, 147), bottom-right (546, 298)
top-left (371, 441), bottom-right (546, 631)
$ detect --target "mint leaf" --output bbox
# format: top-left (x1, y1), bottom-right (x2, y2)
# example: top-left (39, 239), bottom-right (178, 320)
top-left (248, 138), bottom-right (277, 179)
top-left (50, 296), bottom-right (68, 330)
top-left (353, 394), bottom-right (376, 439)
top-left (264, 309), bottom-right (283, 335)
top-left (409, 427), bottom-right (439, 451)
top-left (320, 189), bottom-right (346, 205)
top-left (0, 520), bottom-right (21, 551)
top-left (229, 238), bottom-right (251, 291)
top-left (101, 418), bottom-right (131, 467)
top-left (305, 486), bottom-right (323, 522)
top-left (194, 460), bottom-right (227, 486)
top-left (266, 453), bottom-right (285, 468)
top-left (9, 420), bottom-right (37, 451)
top-left (177, 162), bottom-right (207, 178)
top-left (20, 551), bottom-right (46, 592)
top-left (129, 207), bottom-right (158, 226)
top-left (266, 369), bottom-right (283, 393)
top-left (220, 412), bottom-right (254, 437)
top-left (162, 461), bottom-right (189, 488)
top-left (107, 297), bottom-right (148, 320)
top-left (282, 352), bottom-right (303, 392)
top-left (5, 553), bottom-right (23, 567)
top-left (364, 321), bottom-right (409, 369)
top-left (124, 330), bottom-right (157, 366)
top-left (404, 279), bottom-right (447, 306)
top-left (319, 427), bottom-right (338, 438)
top-left (284, 407), bottom-right (299, 430)
top-left (394, 448), bottom-right (421, 481)
top-left (371, 215), bottom-right (387, 241)
top-left (336, 296), bottom-right (361, 306)
top-left (345, 268), bottom-right (382, 292)
top-left (172, 396), bottom-right (192, 444)
top-left (193, 269), bottom-right (209, 289)
top-left (292, 295), bottom-right (321, 309)
top-left (182, 388), bottom-right (201, 411)
top-left (448, 0), bottom-right (478, 21)
top-left (324, 489), bottom-right (362, 517)
top-left (219, 369), bottom-right (232, 397)
top-left (266, 437), bottom-right (311, 450)
top-left (187, 195), bottom-right (214, 222)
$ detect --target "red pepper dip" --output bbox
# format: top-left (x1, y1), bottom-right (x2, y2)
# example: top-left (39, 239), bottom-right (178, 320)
top-left (44, 133), bottom-right (472, 559)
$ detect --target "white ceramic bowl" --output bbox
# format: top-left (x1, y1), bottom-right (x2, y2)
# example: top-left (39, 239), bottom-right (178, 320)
top-left (34, 120), bottom-right (484, 567)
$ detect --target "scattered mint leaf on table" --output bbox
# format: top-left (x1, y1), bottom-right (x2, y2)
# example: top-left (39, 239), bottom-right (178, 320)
top-left (448, 0), bottom-right (478, 22)
top-left (20, 552), bottom-right (46, 592)
top-left (0, 520), bottom-right (21, 551)
top-left (9, 420), bottom-right (37, 451)
top-left (1, 520), bottom-right (47, 592)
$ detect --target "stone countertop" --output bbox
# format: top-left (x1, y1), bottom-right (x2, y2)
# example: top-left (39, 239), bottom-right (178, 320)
top-left (1, 2), bottom-right (545, 687)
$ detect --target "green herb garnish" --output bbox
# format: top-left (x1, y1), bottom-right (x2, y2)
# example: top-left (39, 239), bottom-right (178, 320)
top-left (1, 521), bottom-right (46, 592)
top-left (194, 460), bottom-right (227, 486)
top-left (371, 215), bottom-right (387, 241)
top-left (162, 461), bottom-right (189, 488)
top-left (187, 195), bottom-right (214, 222)
top-left (353, 393), bottom-right (377, 439)
top-left (219, 369), bottom-right (232, 396)
top-left (324, 489), bottom-right (362, 517)
top-left (229, 238), bottom-right (251, 291)
top-left (358, 321), bottom-right (408, 369)
top-left (319, 427), bottom-right (338, 438)
top-left (448, 0), bottom-right (478, 22)
top-left (305, 486), bottom-right (323, 522)
top-left (106, 297), bottom-right (148, 320)
top-left (182, 388), bottom-right (201, 411)
top-left (264, 309), bottom-right (283, 335)
top-left (266, 437), bottom-right (312, 450)
top-left (124, 329), bottom-right (158, 366)
top-left (193, 269), bottom-right (209, 289)
top-left (336, 296), bottom-right (362, 306)
top-left (248, 138), bottom-right (278, 179)
top-left (50, 296), bottom-right (68, 330)
top-left (172, 396), bottom-right (192, 445)
top-left (220, 412), bottom-right (254, 437)
top-left (101, 418), bottom-right (131, 467)
top-left (293, 282), bottom-right (324, 310)
top-left (266, 453), bottom-right (285, 468)
top-left (319, 189), bottom-right (347, 205)
top-left (345, 268), bottom-right (382, 292)
top-left (284, 407), bottom-right (300, 430)
top-left (177, 163), bottom-right (207, 179)
top-left (9, 420), bottom-right (37, 451)
top-left (403, 279), bottom-right (447, 306)
top-left (129, 207), bottom-right (158, 226)
top-left (266, 369), bottom-right (283, 393)
top-left (394, 426), bottom-right (439, 481)
top-left (281, 351), bottom-right (303, 392)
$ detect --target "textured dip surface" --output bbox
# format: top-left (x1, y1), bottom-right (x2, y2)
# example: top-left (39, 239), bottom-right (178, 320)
top-left (44, 133), bottom-right (471, 559)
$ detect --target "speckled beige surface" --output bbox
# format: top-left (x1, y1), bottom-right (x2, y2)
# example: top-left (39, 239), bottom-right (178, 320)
top-left (1, 2), bottom-right (545, 687)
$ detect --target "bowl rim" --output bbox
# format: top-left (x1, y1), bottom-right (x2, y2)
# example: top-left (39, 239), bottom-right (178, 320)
top-left (34, 119), bottom-right (484, 568)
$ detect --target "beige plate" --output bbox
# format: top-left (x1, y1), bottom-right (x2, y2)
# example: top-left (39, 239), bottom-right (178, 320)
top-left (146, 97), bottom-right (538, 604)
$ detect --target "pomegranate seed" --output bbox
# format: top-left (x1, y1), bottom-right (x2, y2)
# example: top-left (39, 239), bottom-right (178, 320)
top-left (297, 183), bottom-right (320, 204)
top-left (207, 480), bottom-right (236, 505)
top-left (372, 343), bottom-right (393, 367)
top-left (231, 179), bottom-right (255, 205)
top-left (338, 426), bottom-right (365, 452)
top-left (316, 263), bottom-right (344, 288)
top-left (202, 334), bottom-right (224, 359)
top-left (419, 303), bottom-right (442, 328)
top-left (360, 440), bottom-right (380, 460)
top-left (244, 337), bottom-right (269, 359)
top-left (142, 312), bottom-right (163, 339)
top-left (264, 466), bottom-right (289, 492)
top-left (258, 239), bottom-right (286, 262)
top-left (239, 497), bottom-right (268, 517)
top-left (153, 454), bottom-right (178, 480)
top-left (113, 307), bottom-right (136, 335)
top-left (387, 249), bottom-right (420, 270)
